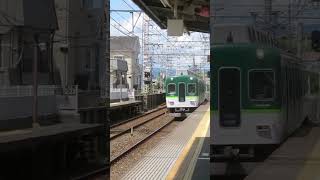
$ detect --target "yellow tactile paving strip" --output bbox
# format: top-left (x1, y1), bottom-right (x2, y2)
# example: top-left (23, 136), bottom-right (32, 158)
top-left (297, 128), bottom-right (320, 180)
top-left (121, 104), bottom-right (209, 180)
top-left (166, 107), bottom-right (210, 180)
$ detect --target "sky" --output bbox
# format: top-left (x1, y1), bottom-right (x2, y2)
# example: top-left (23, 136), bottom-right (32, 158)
top-left (110, 0), bottom-right (210, 75)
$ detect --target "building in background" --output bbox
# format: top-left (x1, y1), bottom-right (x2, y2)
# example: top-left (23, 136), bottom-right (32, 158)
top-left (54, 0), bottom-right (105, 90)
top-left (110, 58), bottom-right (129, 102)
top-left (0, 0), bottom-right (58, 130)
top-left (110, 36), bottom-right (142, 92)
top-left (53, 0), bottom-right (106, 109)
top-left (0, 1), bottom-right (109, 178)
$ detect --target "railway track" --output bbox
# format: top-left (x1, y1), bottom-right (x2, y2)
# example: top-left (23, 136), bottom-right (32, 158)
top-left (110, 104), bottom-right (166, 128)
top-left (110, 118), bottom-right (174, 164)
top-left (110, 105), bottom-right (167, 140)
top-left (74, 105), bottom-right (168, 180)
top-left (110, 106), bottom-right (175, 165)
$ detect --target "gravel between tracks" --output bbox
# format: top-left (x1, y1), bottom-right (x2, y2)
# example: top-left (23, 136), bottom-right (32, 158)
top-left (110, 113), bottom-right (173, 160)
top-left (110, 120), bottom-right (180, 180)
top-left (110, 108), bottom-right (167, 136)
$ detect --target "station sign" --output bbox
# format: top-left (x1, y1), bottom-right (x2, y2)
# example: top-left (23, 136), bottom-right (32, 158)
top-left (167, 19), bottom-right (184, 36)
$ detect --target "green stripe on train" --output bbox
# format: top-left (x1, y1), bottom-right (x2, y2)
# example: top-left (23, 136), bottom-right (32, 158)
top-left (186, 96), bottom-right (198, 100)
top-left (166, 96), bottom-right (198, 100)
top-left (166, 96), bottom-right (178, 99)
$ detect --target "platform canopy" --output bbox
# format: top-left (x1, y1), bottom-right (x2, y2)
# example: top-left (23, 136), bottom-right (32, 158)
top-left (132, 0), bottom-right (209, 33)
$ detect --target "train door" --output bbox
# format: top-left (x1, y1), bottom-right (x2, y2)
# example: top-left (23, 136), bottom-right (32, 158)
top-left (179, 83), bottom-right (186, 102)
top-left (219, 68), bottom-right (241, 127)
top-left (281, 64), bottom-right (289, 136)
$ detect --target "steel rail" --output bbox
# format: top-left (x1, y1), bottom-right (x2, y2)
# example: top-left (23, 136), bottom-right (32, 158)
top-left (110, 104), bottom-right (166, 128)
top-left (110, 118), bottom-right (174, 164)
top-left (110, 111), bottom-right (166, 140)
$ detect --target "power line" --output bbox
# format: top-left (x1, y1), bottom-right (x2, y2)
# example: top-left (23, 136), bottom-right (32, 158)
top-left (110, 16), bottom-right (134, 35)
top-left (122, 0), bottom-right (137, 11)
top-left (110, 9), bottom-right (142, 12)
top-left (110, 8), bottom-right (144, 34)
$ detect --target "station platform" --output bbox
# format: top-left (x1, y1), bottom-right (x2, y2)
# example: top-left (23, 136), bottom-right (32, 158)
top-left (0, 122), bottom-right (103, 152)
top-left (121, 103), bottom-right (210, 180)
top-left (245, 126), bottom-right (320, 180)
top-left (110, 100), bottom-right (143, 122)
top-left (110, 100), bottom-right (142, 110)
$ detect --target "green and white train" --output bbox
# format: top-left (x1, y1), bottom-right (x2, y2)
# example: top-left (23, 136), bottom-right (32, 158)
top-left (210, 24), bottom-right (320, 163)
top-left (165, 75), bottom-right (206, 117)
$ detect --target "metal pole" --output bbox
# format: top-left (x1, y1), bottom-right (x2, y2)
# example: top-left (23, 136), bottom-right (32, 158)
top-left (120, 72), bottom-right (122, 102)
top-left (288, 0), bottom-right (292, 37)
top-left (265, 0), bottom-right (272, 24)
top-left (65, 51), bottom-right (67, 86)
top-left (33, 35), bottom-right (39, 128)
top-left (203, 64), bottom-right (205, 80)
top-left (65, 0), bottom-right (69, 87)
top-left (174, 0), bottom-right (178, 18)
top-left (297, 22), bottom-right (303, 58)
top-left (131, 12), bottom-right (134, 34)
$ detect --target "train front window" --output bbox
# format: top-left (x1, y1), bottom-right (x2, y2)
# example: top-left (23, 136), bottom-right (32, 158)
top-left (249, 70), bottom-right (275, 101)
top-left (188, 84), bottom-right (196, 95)
top-left (167, 84), bottom-right (176, 95)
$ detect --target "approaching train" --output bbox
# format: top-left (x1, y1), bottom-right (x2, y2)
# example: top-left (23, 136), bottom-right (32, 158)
top-left (165, 75), bottom-right (206, 117)
top-left (210, 24), bottom-right (320, 164)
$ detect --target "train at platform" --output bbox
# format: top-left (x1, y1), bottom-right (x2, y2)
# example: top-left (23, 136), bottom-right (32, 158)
top-left (165, 75), bottom-right (206, 117)
top-left (210, 24), bottom-right (320, 163)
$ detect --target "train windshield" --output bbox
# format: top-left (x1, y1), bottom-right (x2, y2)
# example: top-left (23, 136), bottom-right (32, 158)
top-left (249, 70), bottom-right (275, 101)
top-left (167, 84), bottom-right (176, 95)
top-left (188, 84), bottom-right (196, 95)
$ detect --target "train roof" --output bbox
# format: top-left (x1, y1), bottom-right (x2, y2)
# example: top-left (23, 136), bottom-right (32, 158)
top-left (212, 44), bottom-right (320, 72)
top-left (212, 44), bottom-right (281, 68)
top-left (166, 75), bottom-right (198, 79)
top-left (165, 75), bottom-right (205, 84)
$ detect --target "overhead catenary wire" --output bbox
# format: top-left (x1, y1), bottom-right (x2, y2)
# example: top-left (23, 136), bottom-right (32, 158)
top-left (109, 4), bottom-right (209, 72)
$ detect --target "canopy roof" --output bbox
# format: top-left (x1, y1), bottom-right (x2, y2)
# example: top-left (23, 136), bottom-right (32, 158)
top-left (133, 0), bottom-right (209, 33)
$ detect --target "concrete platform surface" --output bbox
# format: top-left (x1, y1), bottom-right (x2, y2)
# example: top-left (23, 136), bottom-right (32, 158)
top-left (245, 127), bottom-right (320, 180)
top-left (110, 100), bottom-right (141, 109)
top-left (0, 123), bottom-right (103, 152)
top-left (121, 104), bottom-right (209, 180)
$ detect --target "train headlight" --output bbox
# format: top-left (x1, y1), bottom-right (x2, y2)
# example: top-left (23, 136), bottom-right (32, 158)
top-left (190, 77), bottom-right (193, 80)
top-left (190, 101), bottom-right (196, 105)
top-left (169, 101), bottom-right (174, 105)
top-left (256, 49), bottom-right (264, 60)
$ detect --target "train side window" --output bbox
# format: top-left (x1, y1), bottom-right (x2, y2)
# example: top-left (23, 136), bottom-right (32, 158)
top-left (167, 84), bottom-right (176, 94)
top-left (249, 70), bottom-right (275, 101)
top-left (188, 83), bottom-right (196, 95)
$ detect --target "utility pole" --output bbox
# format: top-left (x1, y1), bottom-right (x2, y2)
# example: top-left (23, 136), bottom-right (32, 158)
top-left (297, 22), bottom-right (303, 58)
top-left (120, 73), bottom-right (123, 102)
top-left (131, 12), bottom-right (134, 35)
top-left (192, 56), bottom-right (195, 70)
top-left (288, 0), bottom-right (292, 37)
top-left (264, 0), bottom-right (272, 25)
top-left (33, 35), bottom-right (40, 128)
